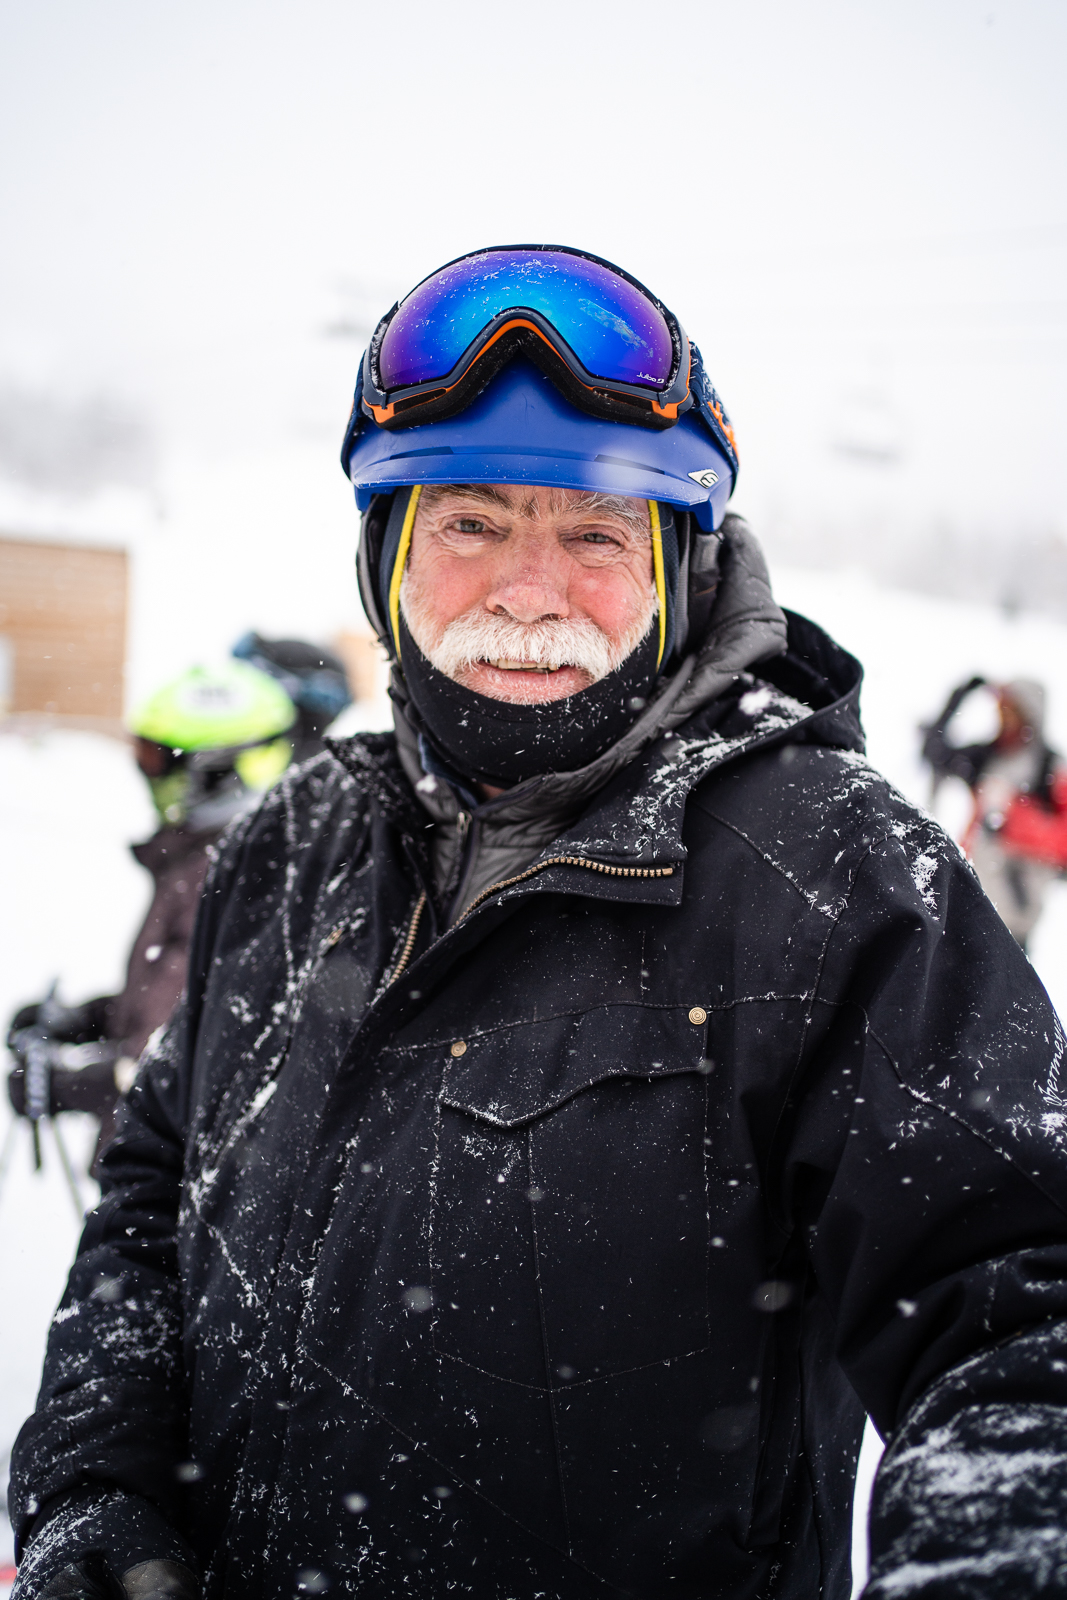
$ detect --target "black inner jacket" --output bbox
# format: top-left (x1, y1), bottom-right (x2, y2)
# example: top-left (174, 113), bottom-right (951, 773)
top-left (11, 613), bottom-right (1067, 1600)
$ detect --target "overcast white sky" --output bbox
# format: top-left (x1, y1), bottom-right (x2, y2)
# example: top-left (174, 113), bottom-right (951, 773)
top-left (1, 0), bottom-right (1065, 668)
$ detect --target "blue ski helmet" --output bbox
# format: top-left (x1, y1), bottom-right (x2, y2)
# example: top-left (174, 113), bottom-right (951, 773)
top-left (340, 245), bottom-right (739, 663)
top-left (343, 358), bottom-right (735, 531)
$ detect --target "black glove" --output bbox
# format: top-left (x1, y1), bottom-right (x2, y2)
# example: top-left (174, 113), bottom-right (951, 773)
top-left (7, 1053), bottom-right (120, 1119)
top-left (7, 993), bottom-right (120, 1120)
top-left (32, 1558), bottom-right (197, 1600)
top-left (8, 994), bottom-right (113, 1050)
top-left (12, 1492), bottom-right (199, 1600)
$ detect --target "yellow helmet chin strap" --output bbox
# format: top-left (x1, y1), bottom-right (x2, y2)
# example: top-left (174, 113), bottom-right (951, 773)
top-left (649, 500), bottom-right (667, 669)
top-left (388, 484), bottom-right (423, 657)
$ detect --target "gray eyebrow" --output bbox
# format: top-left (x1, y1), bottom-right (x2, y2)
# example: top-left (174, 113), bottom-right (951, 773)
top-left (418, 484), bottom-right (651, 536)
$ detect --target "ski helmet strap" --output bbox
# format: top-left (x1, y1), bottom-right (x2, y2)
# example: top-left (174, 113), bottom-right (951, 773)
top-left (381, 485), bottom-right (422, 657)
top-left (649, 502), bottom-right (670, 669)
top-left (374, 485), bottom-right (421, 657)
top-left (650, 502), bottom-right (678, 668)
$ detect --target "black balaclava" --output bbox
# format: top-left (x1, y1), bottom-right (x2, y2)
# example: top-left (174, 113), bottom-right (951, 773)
top-left (377, 486), bottom-right (680, 790)
top-left (397, 611), bottom-right (661, 789)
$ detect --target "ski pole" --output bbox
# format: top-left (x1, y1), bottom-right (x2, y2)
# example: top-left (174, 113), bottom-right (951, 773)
top-left (49, 1117), bottom-right (86, 1222)
top-left (0, 1113), bottom-right (19, 1210)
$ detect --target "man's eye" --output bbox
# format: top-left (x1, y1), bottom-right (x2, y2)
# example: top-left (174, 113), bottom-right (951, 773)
top-left (580, 531), bottom-right (614, 544)
top-left (456, 519), bottom-right (485, 533)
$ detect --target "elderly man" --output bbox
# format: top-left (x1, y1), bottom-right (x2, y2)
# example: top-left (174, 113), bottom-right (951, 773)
top-left (11, 246), bottom-right (1067, 1600)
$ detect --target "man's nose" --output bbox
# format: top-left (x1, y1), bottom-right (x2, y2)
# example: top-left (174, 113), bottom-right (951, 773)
top-left (486, 563), bottom-right (571, 624)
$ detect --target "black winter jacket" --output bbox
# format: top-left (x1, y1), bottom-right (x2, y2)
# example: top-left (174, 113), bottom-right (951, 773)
top-left (11, 615), bottom-right (1067, 1599)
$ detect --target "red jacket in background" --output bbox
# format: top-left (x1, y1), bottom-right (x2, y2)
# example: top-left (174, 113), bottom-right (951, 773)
top-left (1000, 767), bottom-right (1067, 870)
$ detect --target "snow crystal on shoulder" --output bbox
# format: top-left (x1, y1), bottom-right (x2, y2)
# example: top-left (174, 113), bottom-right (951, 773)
top-left (829, 749), bottom-right (965, 915)
top-left (580, 686), bottom-right (815, 860)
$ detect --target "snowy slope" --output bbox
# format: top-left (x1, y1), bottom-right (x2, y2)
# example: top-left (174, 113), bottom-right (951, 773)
top-left (0, 571), bottom-right (1064, 1592)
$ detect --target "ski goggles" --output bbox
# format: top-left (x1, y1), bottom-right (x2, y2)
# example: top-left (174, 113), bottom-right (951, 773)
top-left (359, 245), bottom-right (693, 433)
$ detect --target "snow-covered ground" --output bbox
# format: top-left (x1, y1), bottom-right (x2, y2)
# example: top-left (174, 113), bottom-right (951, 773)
top-left (0, 568), bottom-right (1064, 1594)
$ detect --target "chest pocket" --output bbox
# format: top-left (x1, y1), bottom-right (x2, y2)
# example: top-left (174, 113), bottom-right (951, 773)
top-left (428, 1003), bottom-right (713, 1388)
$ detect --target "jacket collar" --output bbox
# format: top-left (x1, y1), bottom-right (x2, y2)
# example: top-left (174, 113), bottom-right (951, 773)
top-left (385, 513), bottom-right (791, 832)
top-left (328, 611), bottom-right (863, 879)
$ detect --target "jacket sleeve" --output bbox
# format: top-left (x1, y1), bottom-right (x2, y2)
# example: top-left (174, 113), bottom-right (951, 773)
top-left (110, 847), bottom-right (214, 1062)
top-left (6, 820), bottom-right (254, 1590)
top-left (792, 805), bottom-right (1067, 1594)
top-left (7, 1011), bottom-right (198, 1591)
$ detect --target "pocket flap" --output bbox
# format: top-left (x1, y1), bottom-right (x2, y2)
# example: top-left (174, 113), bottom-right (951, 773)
top-left (440, 1003), bottom-right (707, 1127)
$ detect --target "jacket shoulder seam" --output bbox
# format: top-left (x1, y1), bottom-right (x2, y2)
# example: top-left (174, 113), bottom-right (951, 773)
top-left (690, 796), bottom-right (849, 919)
top-left (864, 1019), bottom-right (1067, 1223)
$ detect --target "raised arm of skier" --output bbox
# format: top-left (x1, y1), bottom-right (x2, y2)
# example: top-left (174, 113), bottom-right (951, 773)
top-left (920, 674), bottom-right (990, 788)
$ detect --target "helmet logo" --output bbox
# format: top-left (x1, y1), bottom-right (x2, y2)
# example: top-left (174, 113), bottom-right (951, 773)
top-left (688, 468), bottom-right (719, 488)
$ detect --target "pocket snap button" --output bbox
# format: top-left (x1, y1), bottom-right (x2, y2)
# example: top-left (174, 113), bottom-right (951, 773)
top-left (450, 1040), bottom-right (468, 1057)
top-left (688, 1007), bottom-right (707, 1026)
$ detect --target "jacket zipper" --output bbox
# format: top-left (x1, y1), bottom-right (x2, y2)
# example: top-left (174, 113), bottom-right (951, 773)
top-left (458, 855), bottom-right (673, 922)
top-left (388, 857), bottom-right (673, 987)
top-left (390, 891), bottom-right (427, 984)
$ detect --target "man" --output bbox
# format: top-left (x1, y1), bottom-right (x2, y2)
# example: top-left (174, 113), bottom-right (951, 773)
top-left (922, 674), bottom-right (1066, 947)
top-left (6, 661), bottom-right (295, 1171)
top-left (10, 246), bottom-right (1067, 1600)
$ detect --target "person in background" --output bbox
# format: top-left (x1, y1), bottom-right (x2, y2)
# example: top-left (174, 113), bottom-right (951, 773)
top-left (6, 662), bottom-right (295, 1167)
top-left (922, 674), bottom-right (1067, 948)
top-left (232, 631), bottom-right (352, 762)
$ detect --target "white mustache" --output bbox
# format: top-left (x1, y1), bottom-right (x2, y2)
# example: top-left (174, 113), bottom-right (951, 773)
top-left (401, 573), bottom-right (657, 686)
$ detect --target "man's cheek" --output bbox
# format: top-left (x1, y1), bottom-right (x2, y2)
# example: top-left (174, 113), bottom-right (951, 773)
top-left (415, 560), bottom-right (489, 625)
top-left (576, 571), bottom-right (649, 636)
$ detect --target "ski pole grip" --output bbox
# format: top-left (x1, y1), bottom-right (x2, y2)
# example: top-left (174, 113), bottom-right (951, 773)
top-left (26, 1042), bottom-right (51, 1122)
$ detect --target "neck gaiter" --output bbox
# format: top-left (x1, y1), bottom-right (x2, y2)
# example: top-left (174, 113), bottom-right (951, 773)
top-left (397, 611), bottom-right (661, 788)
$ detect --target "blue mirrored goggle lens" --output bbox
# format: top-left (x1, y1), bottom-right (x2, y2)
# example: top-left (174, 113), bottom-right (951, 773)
top-left (378, 250), bottom-right (674, 393)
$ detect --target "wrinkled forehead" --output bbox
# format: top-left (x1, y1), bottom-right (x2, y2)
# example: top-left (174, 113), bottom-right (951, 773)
top-left (418, 482), bottom-right (651, 533)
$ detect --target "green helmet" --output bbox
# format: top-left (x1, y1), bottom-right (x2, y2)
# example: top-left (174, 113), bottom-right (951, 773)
top-left (130, 662), bottom-right (296, 750)
top-left (130, 663), bottom-right (297, 827)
